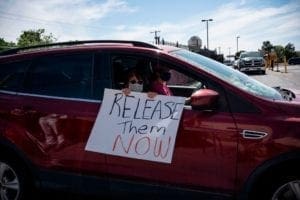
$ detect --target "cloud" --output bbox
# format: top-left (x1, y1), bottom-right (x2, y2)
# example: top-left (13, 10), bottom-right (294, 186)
top-left (0, 0), bottom-right (138, 42)
top-left (208, 2), bottom-right (300, 53)
top-left (107, 1), bottom-right (300, 54)
top-left (0, 0), bottom-right (299, 54)
top-left (19, 0), bottom-right (137, 23)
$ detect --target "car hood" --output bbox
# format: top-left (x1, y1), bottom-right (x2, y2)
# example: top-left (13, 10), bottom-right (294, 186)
top-left (241, 57), bottom-right (263, 61)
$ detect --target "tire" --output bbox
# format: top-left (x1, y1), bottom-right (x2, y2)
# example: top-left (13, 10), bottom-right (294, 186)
top-left (271, 179), bottom-right (300, 200)
top-left (250, 169), bottom-right (300, 200)
top-left (0, 157), bottom-right (30, 200)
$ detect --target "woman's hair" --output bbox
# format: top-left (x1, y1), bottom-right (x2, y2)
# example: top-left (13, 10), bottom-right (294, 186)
top-left (126, 69), bottom-right (142, 82)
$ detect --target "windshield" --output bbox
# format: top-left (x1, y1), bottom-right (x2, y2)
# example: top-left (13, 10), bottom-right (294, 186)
top-left (170, 49), bottom-right (283, 100)
top-left (240, 51), bottom-right (262, 58)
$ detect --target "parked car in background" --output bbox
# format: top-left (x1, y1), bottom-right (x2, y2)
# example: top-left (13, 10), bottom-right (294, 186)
top-left (0, 40), bottom-right (299, 200)
top-left (237, 51), bottom-right (266, 74)
top-left (233, 59), bottom-right (239, 69)
top-left (288, 57), bottom-right (300, 65)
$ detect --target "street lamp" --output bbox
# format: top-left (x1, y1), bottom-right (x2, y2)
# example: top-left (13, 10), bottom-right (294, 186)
top-left (236, 35), bottom-right (240, 53)
top-left (201, 19), bottom-right (213, 49)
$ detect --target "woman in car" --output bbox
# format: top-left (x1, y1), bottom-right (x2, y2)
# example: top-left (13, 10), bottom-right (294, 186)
top-left (122, 68), bottom-right (156, 98)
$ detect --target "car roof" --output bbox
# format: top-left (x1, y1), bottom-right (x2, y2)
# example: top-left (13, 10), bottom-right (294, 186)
top-left (0, 40), bottom-right (163, 58)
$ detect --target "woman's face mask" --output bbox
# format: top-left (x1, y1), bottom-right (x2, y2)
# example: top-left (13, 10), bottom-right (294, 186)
top-left (128, 82), bottom-right (143, 92)
top-left (128, 74), bottom-right (143, 92)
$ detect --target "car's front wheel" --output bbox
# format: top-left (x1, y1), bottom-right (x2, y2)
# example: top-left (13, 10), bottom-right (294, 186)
top-left (271, 180), bottom-right (300, 200)
top-left (251, 173), bottom-right (300, 200)
top-left (0, 158), bottom-right (28, 200)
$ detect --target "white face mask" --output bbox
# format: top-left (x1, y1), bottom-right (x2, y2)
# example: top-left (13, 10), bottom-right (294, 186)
top-left (129, 83), bottom-right (143, 92)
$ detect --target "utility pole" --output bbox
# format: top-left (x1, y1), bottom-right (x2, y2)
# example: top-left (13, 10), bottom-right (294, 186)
top-left (236, 35), bottom-right (240, 53)
top-left (150, 30), bottom-right (161, 45)
top-left (201, 19), bottom-right (213, 50)
top-left (228, 47), bottom-right (231, 56)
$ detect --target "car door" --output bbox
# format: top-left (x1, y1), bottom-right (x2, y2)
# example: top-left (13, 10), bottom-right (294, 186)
top-left (150, 63), bottom-right (239, 193)
top-left (0, 60), bottom-right (30, 140)
top-left (16, 52), bottom-right (108, 184)
top-left (100, 52), bottom-right (238, 195)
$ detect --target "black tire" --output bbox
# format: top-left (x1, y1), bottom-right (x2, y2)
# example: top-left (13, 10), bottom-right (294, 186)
top-left (271, 179), bottom-right (300, 200)
top-left (250, 168), bottom-right (300, 200)
top-left (261, 176), bottom-right (300, 200)
top-left (0, 157), bottom-right (30, 200)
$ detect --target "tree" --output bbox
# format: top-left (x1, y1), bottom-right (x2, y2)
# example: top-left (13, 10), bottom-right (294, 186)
top-left (284, 43), bottom-right (296, 60)
top-left (261, 41), bottom-right (273, 53)
top-left (273, 45), bottom-right (284, 62)
top-left (0, 38), bottom-right (16, 51)
top-left (17, 29), bottom-right (56, 47)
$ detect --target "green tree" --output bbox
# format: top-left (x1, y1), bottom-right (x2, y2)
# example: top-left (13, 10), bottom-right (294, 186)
top-left (0, 38), bottom-right (16, 51)
top-left (261, 41), bottom-right (273, 53)
top-left (284, 43), bottom-right (296, 60)
top-left (273, 45), bottom-right (284, 62)
top-left (17, 29), bottom-right (56, 47)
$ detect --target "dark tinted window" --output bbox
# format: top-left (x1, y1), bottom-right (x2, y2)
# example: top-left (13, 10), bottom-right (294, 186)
top-left (24, 54), bottom-right (93, 99)
top-left (0, 60), bottom-right (29, 91)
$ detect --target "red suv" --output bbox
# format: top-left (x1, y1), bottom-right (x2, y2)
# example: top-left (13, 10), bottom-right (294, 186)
top-left (0, 41), bottom-right (299, 200)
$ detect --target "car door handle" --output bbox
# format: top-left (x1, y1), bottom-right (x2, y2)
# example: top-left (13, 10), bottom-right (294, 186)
top-left (241, 130), bottom-right (268, 139)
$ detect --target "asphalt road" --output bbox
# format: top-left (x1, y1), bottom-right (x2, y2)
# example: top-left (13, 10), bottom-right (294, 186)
top-left (250, 64), bottom-right (300, 89)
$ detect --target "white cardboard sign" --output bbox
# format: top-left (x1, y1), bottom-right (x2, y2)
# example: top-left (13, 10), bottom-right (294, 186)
top-left (85, 89), bottom-right (185, 163)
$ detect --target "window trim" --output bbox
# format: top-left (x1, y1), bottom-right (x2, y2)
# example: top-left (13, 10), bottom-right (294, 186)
top-left (0, 89), bottom-right (101, 103)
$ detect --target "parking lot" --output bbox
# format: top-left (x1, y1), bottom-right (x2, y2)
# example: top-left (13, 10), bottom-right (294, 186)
top-left (250, 64), bottom-right (300, 89)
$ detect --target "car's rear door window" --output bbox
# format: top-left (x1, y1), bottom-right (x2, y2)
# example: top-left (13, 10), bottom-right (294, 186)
top-left (0, 60), bottom-right (29, 91)
top-left (24, 54), bottom-right (93, 99)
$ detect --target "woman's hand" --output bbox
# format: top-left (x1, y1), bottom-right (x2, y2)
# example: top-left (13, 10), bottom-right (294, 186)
top-left (122, 88), bottom-right (131, 96)
top-left (147, 92), bottom-right (157, 98)
top-left (122, 88), bottom-right (157, 99)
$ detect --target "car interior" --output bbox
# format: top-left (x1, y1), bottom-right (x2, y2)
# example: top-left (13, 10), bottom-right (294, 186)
top-left (111, 55), bottom-right (202, 99)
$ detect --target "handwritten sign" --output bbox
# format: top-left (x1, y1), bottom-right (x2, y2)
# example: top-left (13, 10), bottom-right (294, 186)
top-left (85, 89), bottom-right (185, 163)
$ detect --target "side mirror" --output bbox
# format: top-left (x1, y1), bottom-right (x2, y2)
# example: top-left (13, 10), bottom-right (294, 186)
top-left (190, 89), bottom-right (219, 110)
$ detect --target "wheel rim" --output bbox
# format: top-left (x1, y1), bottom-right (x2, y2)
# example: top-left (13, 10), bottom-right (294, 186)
top-left (272, 180), bottom-right (300, 200)
top-left (0, 162), bottom-right (20, 200)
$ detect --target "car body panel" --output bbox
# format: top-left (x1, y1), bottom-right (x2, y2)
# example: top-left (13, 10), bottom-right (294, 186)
top-left (104, 109), bottom-right (238, 192)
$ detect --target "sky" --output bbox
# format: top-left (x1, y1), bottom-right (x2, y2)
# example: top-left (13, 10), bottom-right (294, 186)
top-left (0, 0), bottom-right (299, 56)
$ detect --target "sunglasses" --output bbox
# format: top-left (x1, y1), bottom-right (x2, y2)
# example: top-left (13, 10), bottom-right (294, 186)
top-left (129, 80), bottom-right (143, 84)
